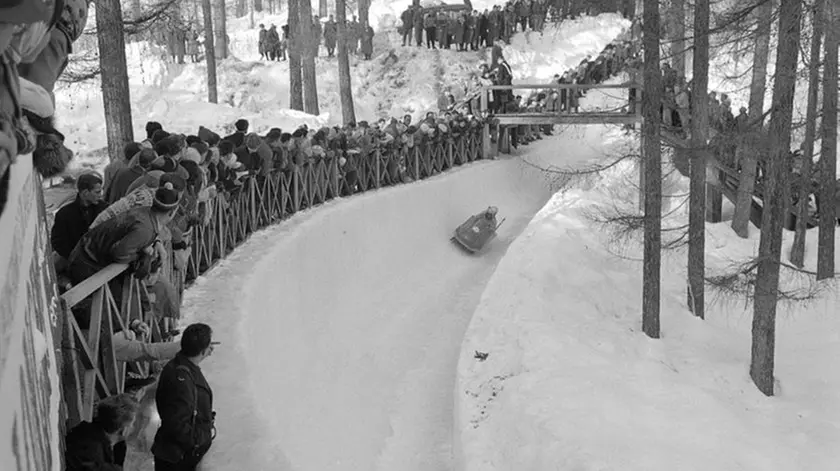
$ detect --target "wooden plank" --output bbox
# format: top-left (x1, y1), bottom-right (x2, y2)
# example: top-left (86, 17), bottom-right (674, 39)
top-left (494, 114), bottom-right (643, 126)
top-left (483, 83), bottom-right (640, 91)
top-left (61, 263), bottom-right (129, 308)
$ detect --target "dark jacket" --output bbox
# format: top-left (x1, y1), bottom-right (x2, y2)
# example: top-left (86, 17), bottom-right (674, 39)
top-left (51, 196), bottom-right (107, 258)
top-left (106, 165), bottom-right (146, 204)
top-left (223, 130), bottom-right (246, 148)
top-left (64, 420), bottom-right (121, 471)
top-left (76, 207), bottom-right (160, 266)
top-left (152, 353), bottom-right (214, 464)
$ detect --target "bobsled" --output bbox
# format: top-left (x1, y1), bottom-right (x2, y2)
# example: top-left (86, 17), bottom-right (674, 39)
top-left (451, 206), bottom-right (505, 253)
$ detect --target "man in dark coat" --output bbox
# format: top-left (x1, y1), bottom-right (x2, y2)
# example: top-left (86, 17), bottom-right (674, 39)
top-left (323, 15), bottom-right (337, 57)
top-left (223, 119), bottom-right (249, 147)
top-left (64, 393), bottom-right (139, 471)
top-left (152, 323), bottom-right (216, 471)
top-left (106, 148), bottom-right (163, 204)
top-left (400, 6), bottom-right (414, 46)
top-left (51, 172), bottom-right (107, 262)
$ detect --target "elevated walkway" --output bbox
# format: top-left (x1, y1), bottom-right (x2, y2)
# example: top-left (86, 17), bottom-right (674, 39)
top-left (478, 82), bottom-right (643, 156)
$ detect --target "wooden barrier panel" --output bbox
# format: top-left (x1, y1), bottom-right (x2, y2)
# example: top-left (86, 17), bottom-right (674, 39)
top-left (0, 155), bottom-right (65, 471)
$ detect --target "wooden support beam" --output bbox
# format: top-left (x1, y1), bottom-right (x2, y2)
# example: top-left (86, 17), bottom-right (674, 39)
top-left (494, 113), bottom-right (643, 126)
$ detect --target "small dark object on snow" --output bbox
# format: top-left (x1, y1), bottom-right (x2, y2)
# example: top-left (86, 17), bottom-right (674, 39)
top-left (451, 206), bottom-right (505, 254)
top-left (474, 351), bottom-right (489, 361)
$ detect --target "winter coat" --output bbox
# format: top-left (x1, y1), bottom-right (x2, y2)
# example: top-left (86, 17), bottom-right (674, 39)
top-left (64, 421), bottom-right (121, 471)
top-left (258, 28), bottom-right (268, 54)
top-left (51, 196), bottom-right (108, 259)
top-left (324, 21), bottom-right (337, 48)
top-left (152, 353), bottom-right (214, 464)
top-left (401, 8), bottom-right (414, 29)
top-left (361, 27), bottom-right (374, 55)
top-left (312, 20), bottom-right (322, 46)
top-left (75, 206), bottom-right (161, 266)
top-left (424, 12), bottom-right (436, 29)
top-left (107, 165), bottom-right (146, 204)
top-left (223, 130), bottom-right (247, 148)
top-left (234, 141), bottom-right (273, 174)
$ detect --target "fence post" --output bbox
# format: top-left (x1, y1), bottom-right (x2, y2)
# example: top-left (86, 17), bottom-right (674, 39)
top-left (375, 150), bottom-right (382, 189)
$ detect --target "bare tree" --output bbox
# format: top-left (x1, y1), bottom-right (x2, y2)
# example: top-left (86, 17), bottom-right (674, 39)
top-left (289, 0), bottom-right (304, 111)
top-left (669, 0), bottom-right (686, 78)
top-left (817, 0), bottom-right (838, 280)
top-left (320, 0), bottom-right (328, 17)
top-left (751, 0), bottom-right (801, 397)
top-left (791, 0), bottom-right (825, 268)
top-left (336, 0), bottom-right (356, 124)
top-left (731, 0), bottom-right (771, 238)
top-left (95, 0), bottom-right (134, 161)
top-left (214, 0), bottom-right (229, 59)
top-left (254, 0), bottom-right (263, 11)
top-left (641, 0), bottom-right (662, 339)
top-left (236, 0), bottom-right (246, 17)
top-left (687, 0), bottom-right (710, 318)
top-left (299, 0), bottom-right (320, 114)
top-left (202, 0), bottom-right (219, 103)
top-left (358, 0), bottom-right (370, 27)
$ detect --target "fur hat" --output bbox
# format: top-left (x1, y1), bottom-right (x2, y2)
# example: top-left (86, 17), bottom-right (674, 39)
top-left (218, 140), bottom-right (235, 156)
top-left (235, 119), bottom-right (249, 132)
top-left (152, 183), bottom-right (181, 211)
top-left (145, 121), bottom-right (163, 139)
top-left (151, 129), bottom-right (170, 144)
top-left (197, 125), bottom-right (214, 143)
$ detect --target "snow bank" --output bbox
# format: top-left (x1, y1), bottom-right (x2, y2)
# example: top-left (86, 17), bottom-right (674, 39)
top-left (455, 162), bottom-right (840, 470)
top-left (503, 13), bottom-right (630, 82)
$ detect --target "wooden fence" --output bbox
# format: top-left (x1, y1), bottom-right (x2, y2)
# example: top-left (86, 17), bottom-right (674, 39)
top-left (57, 128), bottom-right (485, 428)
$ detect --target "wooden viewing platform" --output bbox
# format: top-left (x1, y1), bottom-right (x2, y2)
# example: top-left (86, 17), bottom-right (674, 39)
top-left (478, 82), bottom-right (643, 157)
top-left (481, 83), bottom-right (643, 127)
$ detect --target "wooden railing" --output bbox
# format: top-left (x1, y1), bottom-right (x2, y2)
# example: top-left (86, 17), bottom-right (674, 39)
top-left (480, 82), bottom-right (644, 124)
top-left (60, 265), bottom-right (167, 427)
top-left (57, 129), bottom-right (485, 425)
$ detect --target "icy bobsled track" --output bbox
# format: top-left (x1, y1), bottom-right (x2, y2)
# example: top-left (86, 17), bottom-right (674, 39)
top-left (145, 126), bottom-right (621, 471)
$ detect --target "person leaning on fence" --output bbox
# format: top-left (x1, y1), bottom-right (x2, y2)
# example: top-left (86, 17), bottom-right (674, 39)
top-left (152, 323), bottom-right (217, 471)
top-left (66, 184), bottom-right (182, 329)
top-left (64, 393), bottom-right (139, 471)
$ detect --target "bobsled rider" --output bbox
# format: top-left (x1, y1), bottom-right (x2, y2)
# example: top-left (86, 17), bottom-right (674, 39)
top-left (483, 206), bottom-right (498, 225)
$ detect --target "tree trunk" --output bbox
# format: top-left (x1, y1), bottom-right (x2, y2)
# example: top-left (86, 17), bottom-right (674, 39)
top-left (641, 0), bottom-right (661, 339)
top-left (751, 0), bottom-right (801, 397)
top-left (299, 0), bottom-right (320, 114)
top-left (670, 0), bottom-right (685, 78)
top-left (791, 0), bottom-right (824, 268)
top-left (255, 0), bottom-right (263, 12)
top-left (95, 0), bottom-right (134, 161)
top-left (236, 0), bottom-right (246, 17)
top-left (214, 0), bottom-right (228, 59)
top-left (336, 0), bottom-right (356, 124)
top-left (358, 0), bottom-right (370, 27)
top-left (201, 0), bottom-right (218, 103)
top-left (732, 0), bottom-right (772, 238)
top-left (289, 0), bottom-right (304, 111)
top-left (320, 0), bottom-right (328, 17)
top-left (817, 0), bottom-right (838, 280)
top-left (686, 0), bottom-right (709, 318)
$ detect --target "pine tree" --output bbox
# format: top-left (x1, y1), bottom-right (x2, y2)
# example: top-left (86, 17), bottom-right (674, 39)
top-left (687, 0), bottom-right (709, 319)
top-left (336, 0), bottom-right (356, 124)
top-left (289, 0), bottom-right (304, 111)
top-left (751, 0), bottom-right (802, 397)
top-left (816, 0), bottom-right (838, 280)
top-left (300, 0), bottom-right (320, 114)
top-left (201, 0), bottom-right (218, 103)
top-left (95, 0), bottom-right (134, 161)
top-left (791, 0), bottom-right (825, 268)
top-left (641, 0), bottom-right (662, 339)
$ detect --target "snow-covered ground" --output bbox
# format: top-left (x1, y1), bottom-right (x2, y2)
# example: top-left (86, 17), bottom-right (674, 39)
top-left (455, 163), bottom-right (840, 470)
